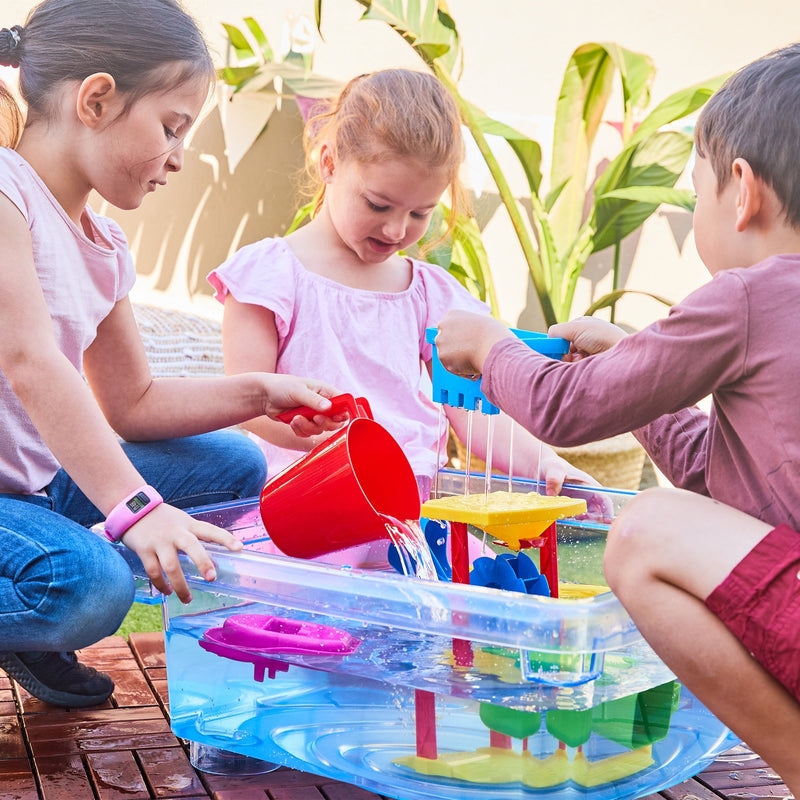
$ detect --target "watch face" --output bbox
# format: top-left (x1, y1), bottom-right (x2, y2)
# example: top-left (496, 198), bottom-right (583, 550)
top-left (126, 491), bottom-right (151, 513)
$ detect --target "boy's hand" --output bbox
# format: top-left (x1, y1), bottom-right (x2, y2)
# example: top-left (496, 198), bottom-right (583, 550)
top-left (549, 317), bottom-right (627, 362)
top-left (435, 311), bottom-right (514, 377)
top-left (120, 503), bottom-right (243, 603)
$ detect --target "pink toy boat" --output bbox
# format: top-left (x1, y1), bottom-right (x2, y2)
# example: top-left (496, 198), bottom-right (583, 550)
top-left (202, 613), bottom-right (360, 657)
top-left (200, 614), bottom-right (360, 682)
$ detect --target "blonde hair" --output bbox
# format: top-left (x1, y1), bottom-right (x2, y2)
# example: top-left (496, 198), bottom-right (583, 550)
top-left (0, 82), bottom-right (23, 147)
top-left (303, 69), bottom-right (468, 243)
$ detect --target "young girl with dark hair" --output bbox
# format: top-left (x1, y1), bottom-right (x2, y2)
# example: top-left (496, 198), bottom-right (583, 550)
top-left (0, 0), bottom-right (336, 709)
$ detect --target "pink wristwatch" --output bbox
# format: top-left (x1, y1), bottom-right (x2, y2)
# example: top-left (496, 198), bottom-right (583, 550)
top-left (104, 485), bottom-right (163, 542)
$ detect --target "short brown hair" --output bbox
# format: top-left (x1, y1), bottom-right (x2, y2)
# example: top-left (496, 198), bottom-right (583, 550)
top-left (695, 43), bottom-right (800, 227)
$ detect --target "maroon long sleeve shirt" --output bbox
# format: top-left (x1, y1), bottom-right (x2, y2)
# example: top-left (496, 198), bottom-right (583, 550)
top-left (483, 254), bottom-right (800, 528)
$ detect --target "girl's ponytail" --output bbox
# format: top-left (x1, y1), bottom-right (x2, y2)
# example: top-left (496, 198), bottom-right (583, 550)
top-left (0, 26), bottom-right (22, 68)
top-left (0, 26), bottom-right (24, 148)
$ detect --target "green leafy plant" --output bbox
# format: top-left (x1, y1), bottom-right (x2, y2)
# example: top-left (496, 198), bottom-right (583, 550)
top-left (313, 0), bottom-right (727, 325)
top-left (219, 17), bottom-right (341, 100)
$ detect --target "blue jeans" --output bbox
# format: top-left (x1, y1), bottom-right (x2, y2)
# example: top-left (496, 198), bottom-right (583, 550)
top-left (0, 430), bottom-right (267, 653)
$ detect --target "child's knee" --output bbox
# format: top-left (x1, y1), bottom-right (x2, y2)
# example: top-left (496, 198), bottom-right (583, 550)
top-left (604, 487), bottom-right (665, 590)
top-left (53, 549), bottom-right (135, 650)
top-left (200, 430), bottom-right (267, 497)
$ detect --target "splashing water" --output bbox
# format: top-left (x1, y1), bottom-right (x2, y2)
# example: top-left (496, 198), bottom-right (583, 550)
top-left (507, 418), bottom-right (515, 492)
top-left (384, 517), bottom-right (439, 581)
top-left (433, 404), bottom-right (445, 499)
top-left (463, 410), bottom-right (474, 496)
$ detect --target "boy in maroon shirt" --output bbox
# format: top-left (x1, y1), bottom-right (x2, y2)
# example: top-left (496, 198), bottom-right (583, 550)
top-left (435, 44), bottom-right (800, 792)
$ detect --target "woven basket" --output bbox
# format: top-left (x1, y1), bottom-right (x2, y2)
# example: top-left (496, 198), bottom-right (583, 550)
top-left (133, 303), bottom-right (223, 378)
top-left (554, 432), bottom-right (646, 491)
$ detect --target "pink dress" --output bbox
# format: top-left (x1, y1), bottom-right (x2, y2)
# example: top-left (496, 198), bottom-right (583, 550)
top-left (209, 237), bottom-right (488, 484)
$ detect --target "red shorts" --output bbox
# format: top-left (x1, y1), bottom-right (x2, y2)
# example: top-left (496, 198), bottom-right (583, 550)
top-left (705, 523), bottom-right (800, 702)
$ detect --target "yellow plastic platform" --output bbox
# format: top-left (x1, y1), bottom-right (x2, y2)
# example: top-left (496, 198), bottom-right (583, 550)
top-left (421, 491), bottom-right (587, 550)
top-left (395, 744), bottom-right (652, 788)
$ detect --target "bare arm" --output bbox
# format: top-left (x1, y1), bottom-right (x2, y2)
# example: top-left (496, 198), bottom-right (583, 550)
top-left (0, 196), bottom-right (334, 603)
top-left (84, 297), bottom-right (338, 442)
top-left (0, 198), bottom-right (145, 515)
top-left (219, 293), bottom-right (344, 447)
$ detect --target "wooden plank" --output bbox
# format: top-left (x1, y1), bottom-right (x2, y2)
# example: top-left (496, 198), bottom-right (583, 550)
top-left (698, 742), bottom-right (771, 772)
top-left (105, 667), bottom-right (159, 708)
top-left (711, 787), bottom-right (795, 800)
top-left (36, 753), bottom-right (95, 800)
top-left (25, 706), bottom-right (165, 730)
top-left (0, 714), bottom-right (29, 760)
top-left (210, 790), bottom-right (268, 800)
top-left (25, 709), bottom-right (172, 757)
top-left (0, 757), bottom-right (40, 799)
top-left (267, 789), bottom-right (325, 800)
top-left (202, 768), bottom-right (326, 794)
top-left (30, 727), bottom-right (178, 758)
top-left (660, 777), bottom-right (728, 800)
top-left (319, 783), bottom-right (386, 799)
top-left (86, 750), bottom-right (150, 800)
top-left (130, 633), bottom-right (167, 669)
top-left (148, 678), bottom-right (170, 710)
top-left (701, 766), bottom-right (786, 790)
top-left (136, 745), bottom-right (207, 798)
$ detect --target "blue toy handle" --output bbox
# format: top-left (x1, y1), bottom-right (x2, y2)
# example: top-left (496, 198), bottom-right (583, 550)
top-left (426, 327), bottom-right (568, 414)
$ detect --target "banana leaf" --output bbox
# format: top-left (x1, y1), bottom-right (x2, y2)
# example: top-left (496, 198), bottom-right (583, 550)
top-left (590, 131), bottom-right (694, 252)
top-left (354, 0), bottom-right (462, 76)
top-left (549, 44), bottom-right (655, 252)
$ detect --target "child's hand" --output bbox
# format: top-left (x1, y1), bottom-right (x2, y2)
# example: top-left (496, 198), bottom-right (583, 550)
top-left (435, 311), bottom-right (514, 377)
top-left (119, 503), bottom-right (243, 603)
top-left (549, 317), bottom-right (627, 362)
top-left (259, 375), bottom-right (341, 426)
top-left (538, 449), bottom-right (600, 495)
top-left (261, 375), bottom-right (351, 438)
top-left (538, 449), bottom-right (615, 524)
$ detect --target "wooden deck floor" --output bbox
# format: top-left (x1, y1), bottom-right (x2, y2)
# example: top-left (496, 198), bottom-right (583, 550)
top-left (0, 633), bottom-right (792, 800)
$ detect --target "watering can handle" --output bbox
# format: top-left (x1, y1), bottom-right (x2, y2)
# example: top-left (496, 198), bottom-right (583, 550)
top-left (276, 392), bottom-right (373, 424)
